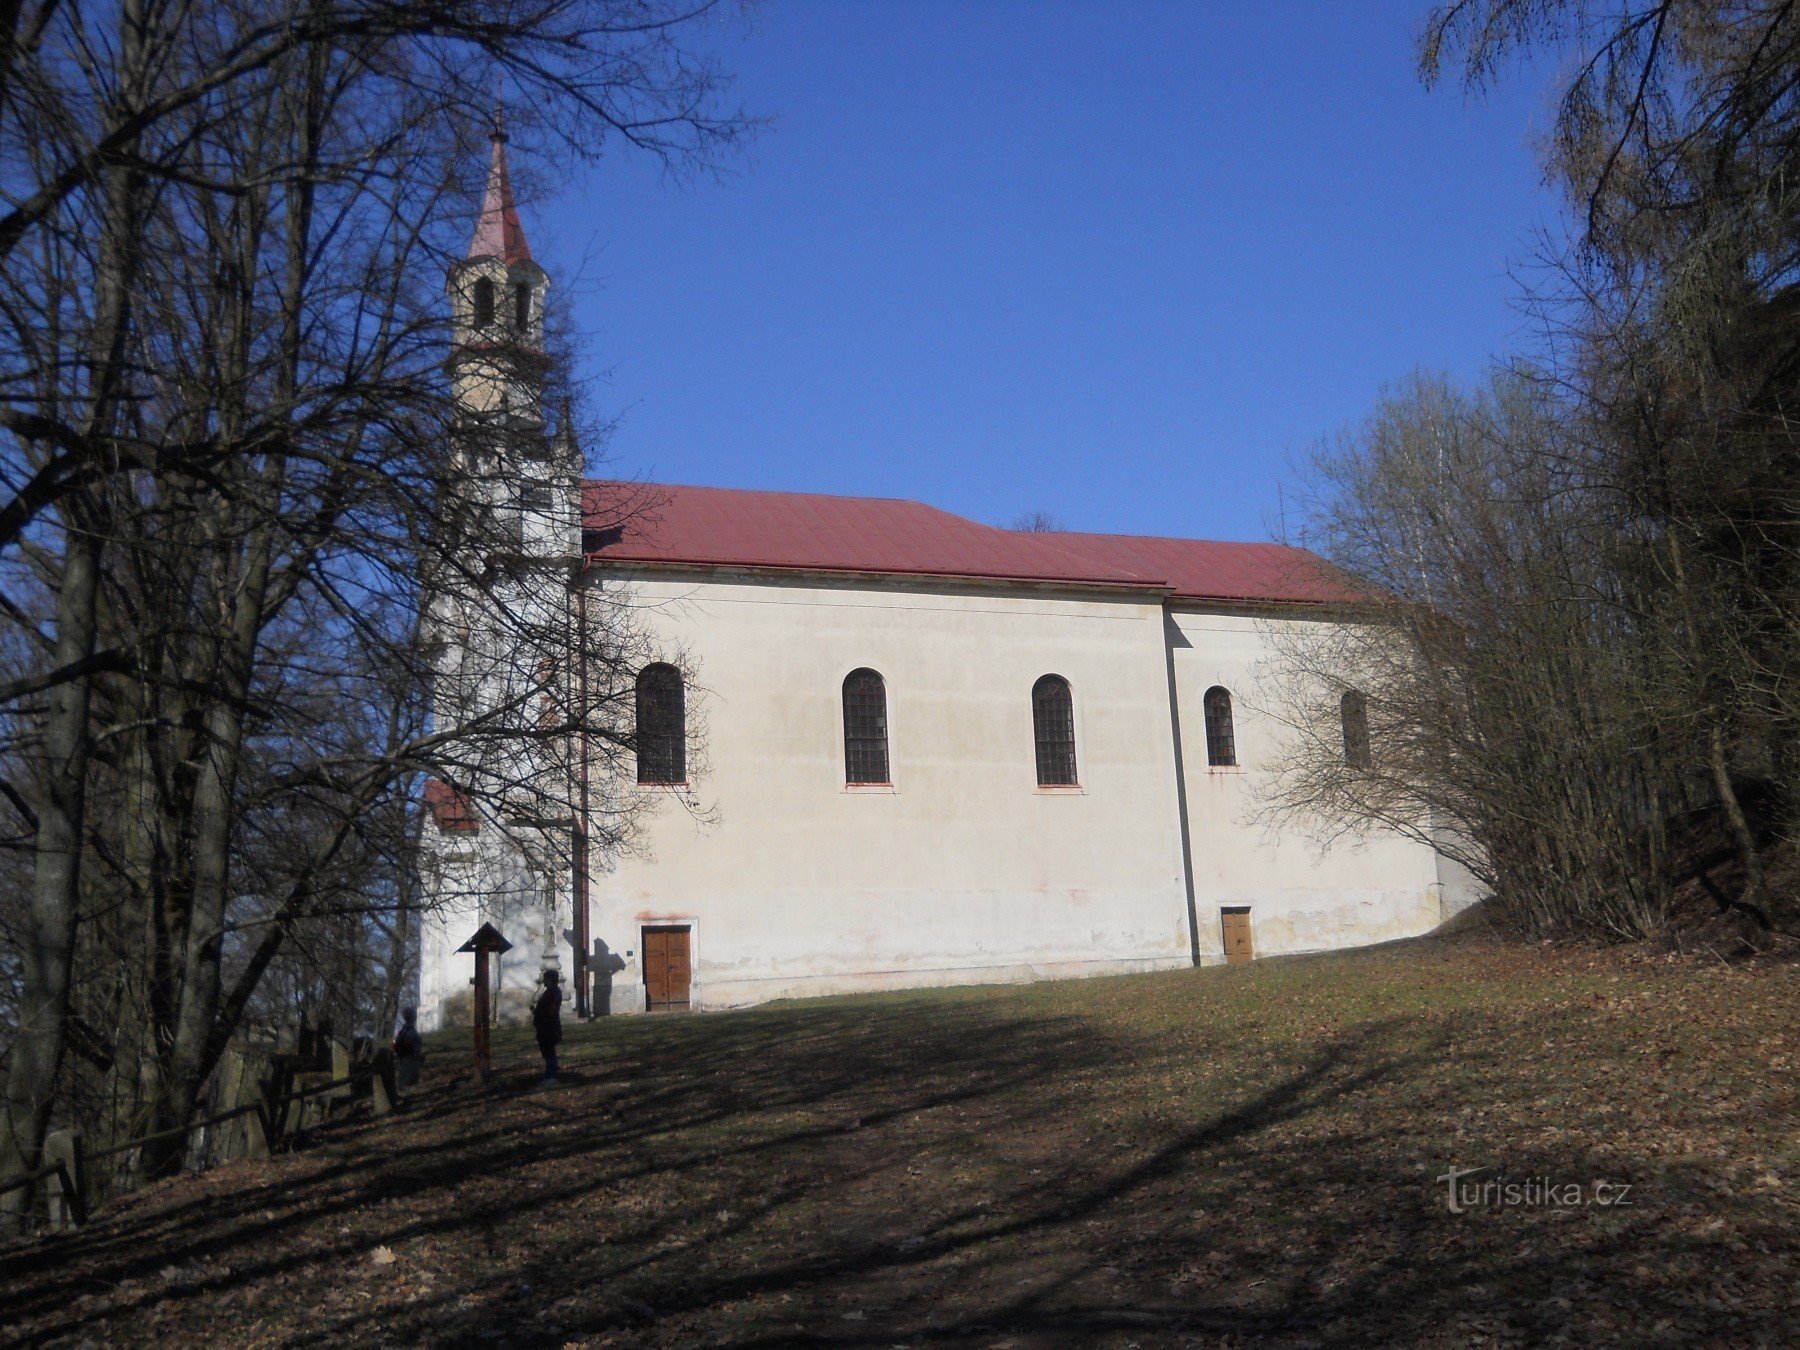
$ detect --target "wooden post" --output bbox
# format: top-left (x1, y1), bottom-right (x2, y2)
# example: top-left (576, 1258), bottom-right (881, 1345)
top-left (215, 1050), bottom-right (241, 1162)
top-left (370, 1047), bottom-right (396, 1116)
top-left (42, 1130), bottom-right (86, 1230)
top-left (456, 922), bottom-right (512, 1085)
top-left (473, 947), bottom-right (491, 1080)
top-left (217, 1049), bottom-right (264, 1162)
top-left (245, 1099), bottom-right (273, 1160)
top-left (329, 1041), bottom-right (354, 1113)
top-left (263, 1055), bottom-right (294, 1146)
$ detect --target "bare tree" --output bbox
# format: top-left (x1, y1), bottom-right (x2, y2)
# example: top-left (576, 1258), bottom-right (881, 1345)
top-left (1263, 4), bottom-right (1799, 945)
top-left (1420, 3), bottom-right (1800, 918)
top-left (0, 0), bottom-right (748, 1224)
top-left (1259, 371), bottom-right (1679, 939)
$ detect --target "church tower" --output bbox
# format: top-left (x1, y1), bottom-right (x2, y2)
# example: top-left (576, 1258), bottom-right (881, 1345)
top-left (416, 120), bottom-right (584, 1033)
top-left (445, 117), bottom-right (575, 559)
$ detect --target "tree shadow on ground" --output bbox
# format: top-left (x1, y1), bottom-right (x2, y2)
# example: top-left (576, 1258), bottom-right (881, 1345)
top-left (1, 967), bottom-right (1794, 1348)
top-left (0, 996), bottom-right (1125, 1336)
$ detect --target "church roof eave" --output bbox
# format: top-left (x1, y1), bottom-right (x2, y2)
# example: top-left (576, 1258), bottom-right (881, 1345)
top-left (584, 556), bottom-right (1178, 599)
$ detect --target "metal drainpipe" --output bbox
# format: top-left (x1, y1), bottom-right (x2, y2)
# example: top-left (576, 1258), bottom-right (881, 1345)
top-left (572, 550), bottom-right (592, 1017)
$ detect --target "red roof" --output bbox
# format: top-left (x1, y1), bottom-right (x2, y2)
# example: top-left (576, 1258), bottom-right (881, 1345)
top-left (1034, 530), bottom-right (1359, 606)
top-left (423, 778), bottom-right (480, 834)
top-left (468, 130), bottom-right (532, 267)
top-left (581, 482), bottom-right (1359, 606)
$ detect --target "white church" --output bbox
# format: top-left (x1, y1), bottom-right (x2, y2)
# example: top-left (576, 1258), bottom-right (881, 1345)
top-left (415, 131), bottom-right (1478, 1030)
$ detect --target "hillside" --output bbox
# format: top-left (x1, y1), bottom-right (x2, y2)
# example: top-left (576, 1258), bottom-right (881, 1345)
top-left (3, 931), bottom-right (1795, 1346)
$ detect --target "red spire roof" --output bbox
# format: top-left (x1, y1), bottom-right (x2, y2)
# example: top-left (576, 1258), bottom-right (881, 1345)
top-left (467, 126), bottom-right (533, 266)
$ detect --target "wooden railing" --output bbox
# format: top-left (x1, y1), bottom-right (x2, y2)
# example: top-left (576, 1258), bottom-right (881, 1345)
top-left (0, 1044), bottom-right (403, 1234)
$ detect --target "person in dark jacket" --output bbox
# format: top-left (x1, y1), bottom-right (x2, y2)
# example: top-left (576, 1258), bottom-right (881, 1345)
top-left (392, 1006), bottom-right (423, 1088)
top-left (531, 970), bottom-right (563, 1083)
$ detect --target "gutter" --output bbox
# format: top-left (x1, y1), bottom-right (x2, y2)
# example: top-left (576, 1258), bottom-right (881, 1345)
top-left (581, 557), bottom-right (1367, 612)
top-left (581, 557), bottom-right (1175, 600)
top-left (572, 553), bottom-right (591, 1018)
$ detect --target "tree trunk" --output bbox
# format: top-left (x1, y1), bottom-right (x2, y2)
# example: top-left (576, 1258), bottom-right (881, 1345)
top-left (0, 526), bottom-right (100, 1233)
top-left (0, 0), bottom-right (150, 1208)
top-left (1708, 721), bottom-right (1774, 928)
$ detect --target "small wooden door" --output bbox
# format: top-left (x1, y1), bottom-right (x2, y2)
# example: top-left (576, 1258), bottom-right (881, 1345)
top-left (1221, 908), bottom-right (1254, 964)
top-left (643, 926), bottom-right (692, 1011)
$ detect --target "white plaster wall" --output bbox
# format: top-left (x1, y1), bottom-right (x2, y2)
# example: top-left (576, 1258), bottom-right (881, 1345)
top-left (417, 575), bottom-right (1482, 1026)
top-left (417, 825), bottom-right (573, 1033)
top-left (415, 566), bottom-right (580, 1034)
top-left (1167, 607), bottom-right (1446, 959)
top-left (588, 572), bottom-right (1195, 1010)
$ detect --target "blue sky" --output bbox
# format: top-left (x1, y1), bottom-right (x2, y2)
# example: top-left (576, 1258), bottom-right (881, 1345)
top-left (523, 0), bottom-right (1561, 542)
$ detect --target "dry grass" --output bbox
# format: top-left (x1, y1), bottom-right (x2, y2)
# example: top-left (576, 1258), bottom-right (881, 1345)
top-left (3, 929), bottom-right (1796, 1347)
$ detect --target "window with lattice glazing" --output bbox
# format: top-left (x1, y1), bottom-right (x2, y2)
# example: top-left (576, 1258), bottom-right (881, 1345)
top-left (635, 664), bottom-right (685, 784)
top-left (842, 668), bottom-right (890, 784)
top-left (1032, 675), bottom-right (1078, 786)
top-left (1203, 686), bottom-right (1236, 767)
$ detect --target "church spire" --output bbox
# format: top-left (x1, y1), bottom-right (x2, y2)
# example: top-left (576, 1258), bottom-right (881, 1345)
top-left (447, 108), bottom-right (548, 418)
top-left (468, 113), bottom-right (533, 266)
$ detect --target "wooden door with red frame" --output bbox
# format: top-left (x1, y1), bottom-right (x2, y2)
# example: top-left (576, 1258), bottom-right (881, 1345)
top-left (642, 925), bottom-right (692, 1011)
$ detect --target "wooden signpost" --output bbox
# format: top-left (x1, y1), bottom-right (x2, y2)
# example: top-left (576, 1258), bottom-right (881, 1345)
top-left (455, 922), bottom-right (513, 1081)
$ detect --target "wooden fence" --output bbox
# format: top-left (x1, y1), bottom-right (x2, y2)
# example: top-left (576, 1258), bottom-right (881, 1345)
top-left (0, 1043), bottom-right (403, 1235)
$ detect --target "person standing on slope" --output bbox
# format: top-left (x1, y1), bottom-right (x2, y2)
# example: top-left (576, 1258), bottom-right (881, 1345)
top-left (532, 969), bottom-right (564, 1083)
top-left (392, 1006), bottom-right (423, 1088)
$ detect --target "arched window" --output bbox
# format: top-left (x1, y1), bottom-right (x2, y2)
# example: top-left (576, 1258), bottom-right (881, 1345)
top-left (842, 668), bottom-right (889, 784)
top-left (635, 664), bottom-right (685, 784)
top-left (471, 277), bottom-right (495, 328)
top-left (1341, 689), bottom-right (1370, 769)
top-left (513, 282), bottom-right (531, 330)
top-left (1203, 686), bottom-right (1236, 767)
top-left (1032, 675), bottom-right (1078, 786)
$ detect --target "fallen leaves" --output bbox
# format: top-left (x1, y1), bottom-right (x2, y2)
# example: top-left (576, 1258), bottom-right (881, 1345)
top-left (3, 933), bottom-right (1796, 1347)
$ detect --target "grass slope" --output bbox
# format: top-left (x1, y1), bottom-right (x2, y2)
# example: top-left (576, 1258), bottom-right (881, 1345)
top-left (2, 931), bottom-right (1796, 1347)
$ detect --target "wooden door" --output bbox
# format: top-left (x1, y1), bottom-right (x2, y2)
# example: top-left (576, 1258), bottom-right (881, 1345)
top-left (643, 926), bottom-right (692, 1011)
top-left (1221, 908), bottom-right (1254, 964)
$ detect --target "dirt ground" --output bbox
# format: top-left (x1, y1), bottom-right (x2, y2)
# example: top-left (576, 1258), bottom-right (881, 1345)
top-left (2, 930), bottom-right (1796, 1347)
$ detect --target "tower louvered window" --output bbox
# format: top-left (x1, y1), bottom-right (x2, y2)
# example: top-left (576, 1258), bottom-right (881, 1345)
top-left (1203, 686), bottom-right (1237, 767)
top-left (1341, 689), bottom-right (1371, 769)
top-left (842, 668), bottom-right (890, 784)
top-left (514, 282), bottom-right (531, 330)
top-left (636, 664), bottom-right (686, 784)
top-left (1032, 675), bottom-right (1078, 786)
top-left (472, 277), bottom-right (495, 328)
